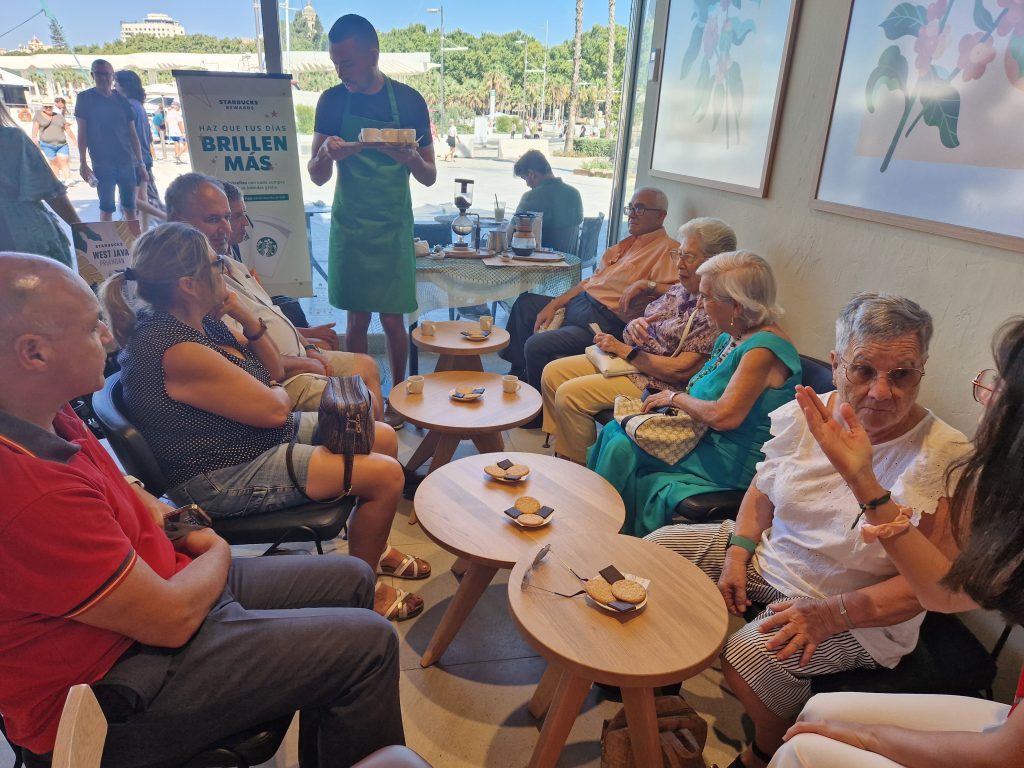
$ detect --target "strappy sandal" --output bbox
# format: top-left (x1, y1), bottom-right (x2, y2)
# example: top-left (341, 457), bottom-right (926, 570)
top-left (375, 582), bottom-right (424, 622)
top-left (377, 544), bottom-right (431, 580)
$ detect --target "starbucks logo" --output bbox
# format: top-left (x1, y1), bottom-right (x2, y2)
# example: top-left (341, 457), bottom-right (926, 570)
top-left (256, 237), bottom-right (278, 259)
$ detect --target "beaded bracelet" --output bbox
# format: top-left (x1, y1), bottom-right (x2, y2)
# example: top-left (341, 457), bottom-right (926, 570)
top-left (851, 491), bottom-right (892, 530)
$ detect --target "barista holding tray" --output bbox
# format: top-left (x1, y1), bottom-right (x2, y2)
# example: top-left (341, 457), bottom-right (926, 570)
top-left (309, 14), bottom-right (436, 427)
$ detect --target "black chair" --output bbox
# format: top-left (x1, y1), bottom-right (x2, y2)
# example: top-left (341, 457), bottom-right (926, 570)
top-left (670, 354), bottom-right (834, 524)
top-left (91, 372), bottom-right (353, 555)
top-left (810, 613), bottom-right (1006, 700)
top-left (575, 212), bottom-right (605, 276)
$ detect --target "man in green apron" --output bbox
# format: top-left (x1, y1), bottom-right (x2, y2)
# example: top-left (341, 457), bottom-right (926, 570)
top-left (309, 14), bottom-right (437, 428)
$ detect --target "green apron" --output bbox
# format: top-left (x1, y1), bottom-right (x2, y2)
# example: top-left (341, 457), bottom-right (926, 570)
top-left (328, 77), bottom-right (417, 313)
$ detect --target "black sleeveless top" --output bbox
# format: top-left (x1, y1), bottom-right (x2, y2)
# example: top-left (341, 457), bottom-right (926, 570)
top-left (119, 310), bottom-right (295, 489)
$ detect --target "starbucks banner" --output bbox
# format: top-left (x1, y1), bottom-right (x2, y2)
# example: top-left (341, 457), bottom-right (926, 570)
top-left (174, 70), bottom-right (311, 296)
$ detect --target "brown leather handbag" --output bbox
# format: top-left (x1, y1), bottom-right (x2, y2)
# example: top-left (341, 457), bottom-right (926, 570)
top-left (287, 375), bottom-right (375, 500)
top-left (600, 695), bottom-right (708, 768)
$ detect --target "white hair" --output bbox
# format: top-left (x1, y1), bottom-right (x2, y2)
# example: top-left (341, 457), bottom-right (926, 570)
top-left (696, 250), bottom-right (783, 328)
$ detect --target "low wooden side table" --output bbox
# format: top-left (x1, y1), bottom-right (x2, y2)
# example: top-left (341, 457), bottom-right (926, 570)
top-left (389, 371), bottom-right (540, 475)
top-left (508, 532), bottom-right (729, 768)
top-left (413, 452), bottom-right (625, 667)
top-left (410, 320), bottom-right (510, 372)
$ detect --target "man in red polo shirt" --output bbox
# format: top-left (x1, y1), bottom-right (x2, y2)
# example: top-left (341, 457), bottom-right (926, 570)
top-left (0, 252), bottom-right (404, 767)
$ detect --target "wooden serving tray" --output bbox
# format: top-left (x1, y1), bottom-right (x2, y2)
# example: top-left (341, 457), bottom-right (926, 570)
top-left (443, 246), bottom-right (490, 259)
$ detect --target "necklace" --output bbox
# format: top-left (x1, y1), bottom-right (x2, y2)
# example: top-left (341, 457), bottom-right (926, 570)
top-left (685, 336), bottom-right (738, 394)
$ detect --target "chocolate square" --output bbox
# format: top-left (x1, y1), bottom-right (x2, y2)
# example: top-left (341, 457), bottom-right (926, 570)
top-left (496, 459), bottom-right (514, 470)
top-left (608, 600), bottom-right (636, 612)
top-left (504, 507), bottom-right (522, 519)
top-left (599, 565), bottom-right (626, 584)
top-left (537, 506), bottom-right (554, 519)
top-left (472, 387), bottom-right (486, 394)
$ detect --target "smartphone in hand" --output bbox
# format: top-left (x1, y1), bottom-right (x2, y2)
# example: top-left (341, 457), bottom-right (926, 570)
top-left (164, 503), bottom-right (212, 528)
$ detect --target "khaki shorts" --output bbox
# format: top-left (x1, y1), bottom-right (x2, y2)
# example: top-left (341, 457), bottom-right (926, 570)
top-left (283, 351), bottom-right (357, 411)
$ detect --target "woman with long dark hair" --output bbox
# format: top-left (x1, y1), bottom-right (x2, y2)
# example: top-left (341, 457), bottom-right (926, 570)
top-left (771, 317), bottom-right (1024, 767)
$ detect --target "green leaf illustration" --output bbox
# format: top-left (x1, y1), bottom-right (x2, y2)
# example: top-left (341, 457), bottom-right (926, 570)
top-left (1007, 33), bottom-right (1024, 87)
top-left (880, 3), bottom-right (929, 40)
top-left (694, 0), bottom-right (713, 23)
top-left (731, 18), bottom-right (757, 45)
top-left (732, 0), bottom-right (741, 8)
top-left (681, 24), bottom-right (705, 79)
top-left (973, 0), bottom-right (997, 33)
top-left (727, 60), bottom-right (744, 128)
top-left (866, 45), bottom-right (909, 112)
top-left (919, 78), bottom-right (961, 148)
top-left (693, 58), bottom-right (713, 120)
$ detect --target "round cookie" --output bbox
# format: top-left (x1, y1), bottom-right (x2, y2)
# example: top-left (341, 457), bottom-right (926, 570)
top-left (505, 464), bottom-right (530, 478)
top-left (484, 465), bottom-right (507, 479)
top-left (514, 496), bottom-right (541, 515)
top-left (516, 513), bottom-right (545, 527)
top-left (584, 577), bottom-right (615, 605)
top-left (611, 579), bottom-right (647, 604)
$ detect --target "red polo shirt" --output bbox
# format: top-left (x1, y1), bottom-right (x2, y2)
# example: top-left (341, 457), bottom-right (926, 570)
top-left (0, 405), bottom-right (191, 754)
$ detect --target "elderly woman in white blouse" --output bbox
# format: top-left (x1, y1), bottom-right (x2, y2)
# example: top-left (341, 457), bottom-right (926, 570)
top-left (645, 293), bottom-right (971, 768)
top-left (539, 217), bottom-right (736, 463)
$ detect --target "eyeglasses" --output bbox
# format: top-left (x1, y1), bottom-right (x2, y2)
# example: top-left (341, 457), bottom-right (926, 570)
top-left (670, 248), bottom-right (705, 267)
top-left (228, 211), bottom-right (253, 228)
top-left (841, 358), bottom-right (925, 389)
top-left (519, 544), bottom-right (586, 598)
top-left (971, 368), bottom-right (999, 405)
top-left (623, 204), bottom-right (664, 217)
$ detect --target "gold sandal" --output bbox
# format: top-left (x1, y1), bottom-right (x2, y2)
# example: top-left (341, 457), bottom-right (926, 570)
top-left (377, 544), bottom-right (432, 580)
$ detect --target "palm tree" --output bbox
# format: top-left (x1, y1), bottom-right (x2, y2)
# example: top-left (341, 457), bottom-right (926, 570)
top-left (564, 0), bottom-right (584, 153)
top-left (605, 0), bottom-right (616, 138)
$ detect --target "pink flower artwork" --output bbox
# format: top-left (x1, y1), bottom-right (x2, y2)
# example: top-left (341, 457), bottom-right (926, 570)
top-left (957, 32), bottom-right (998, 80)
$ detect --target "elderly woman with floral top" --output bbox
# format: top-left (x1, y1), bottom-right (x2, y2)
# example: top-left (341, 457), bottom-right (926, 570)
top-left (539, 217), bottom-right (736, 464)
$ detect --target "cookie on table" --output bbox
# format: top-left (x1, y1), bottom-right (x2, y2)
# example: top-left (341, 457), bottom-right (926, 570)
top-left (505, 464), bottom-right (530, 478)
top-left (611, 579), bottom-right (647, 604)
top-left (514, 496), bottom-right (541, 515)
top-left (516, 513), bottom-right (545, 527)
top-left (484, 465), bottom-right (507, 479)
top-left (584, 577), bottom-right (615, 604)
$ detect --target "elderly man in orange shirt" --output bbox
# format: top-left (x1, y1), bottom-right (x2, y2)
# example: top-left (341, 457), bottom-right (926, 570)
top-left (500, 187), bottom-right (679, 419)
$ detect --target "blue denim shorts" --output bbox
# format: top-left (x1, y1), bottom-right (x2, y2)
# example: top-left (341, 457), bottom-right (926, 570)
top-left (94, 163), bottom-right (138, 213)
top-left (168, 413), bottom-right (323, 518)
top-left (40, 141), bottom-right (69, 160)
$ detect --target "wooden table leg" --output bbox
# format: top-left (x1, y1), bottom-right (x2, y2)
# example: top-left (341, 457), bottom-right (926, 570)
top-left (434, 354), bottom-right (454, 373)
top-left (527, 671), bottom-right (591, 768)
top-left (450, 557), bottom-right (469, 577)
top-left (404, 430), bottom-right (441, 473)
top-left (620, 686), bottom-right (660, 768)
top-left (429, 433), bottom-right (461, 472)
top-left (471, 431), bottom-right (505, 454)
top-left (528, 663), bottom-right (561, 720)
top-left (420, 562), bottom-right (499, 667)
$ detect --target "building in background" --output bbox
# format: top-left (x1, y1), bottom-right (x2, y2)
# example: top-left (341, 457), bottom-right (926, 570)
top-left (120, 13), bottom-right (186, 42)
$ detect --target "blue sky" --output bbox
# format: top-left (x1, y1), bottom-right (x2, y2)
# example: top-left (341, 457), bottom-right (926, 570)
top-left (5, 1), bottom-right (633, 50)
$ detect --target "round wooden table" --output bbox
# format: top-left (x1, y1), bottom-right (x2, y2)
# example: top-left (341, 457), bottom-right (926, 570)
top-left (508, 532), bottom-right (728, 768)
top-left (410, 320), bottom-right (510, 372)
top-left (413, 452), bottom-right (625, 667)
top-left (389, 371), bottom-right (540, 475)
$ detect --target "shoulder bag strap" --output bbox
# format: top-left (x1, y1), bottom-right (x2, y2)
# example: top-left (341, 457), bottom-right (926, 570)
top-left (669, 307), bottom-right (699, 358)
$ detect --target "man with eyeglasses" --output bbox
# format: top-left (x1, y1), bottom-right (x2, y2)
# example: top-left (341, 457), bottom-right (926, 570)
top-left (74, 59), bottom-right (149, 222)
top-left (499, 187), bottom-right (679, 411)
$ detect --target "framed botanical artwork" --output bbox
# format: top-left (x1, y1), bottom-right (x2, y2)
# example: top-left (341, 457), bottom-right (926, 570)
top-left (649, 0), bottom-right (802, 196)
top-left (813, 0), bottom-right (1024, 252)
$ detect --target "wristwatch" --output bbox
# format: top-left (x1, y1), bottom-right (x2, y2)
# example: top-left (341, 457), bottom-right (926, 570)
top-left (625, 346), bottom-right (640, 363)
top-left (646, 279), bottom-right (657, 292)
top-left (244, 317), bottom-right (269, 342)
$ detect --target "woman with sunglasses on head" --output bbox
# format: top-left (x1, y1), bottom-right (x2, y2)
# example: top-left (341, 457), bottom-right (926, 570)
top-left (100, 222), bottom-right (428, 622)
top-left (769, 319), bottom-right (1024, 767)
top-left (539, 217), bottom-right (734, 464)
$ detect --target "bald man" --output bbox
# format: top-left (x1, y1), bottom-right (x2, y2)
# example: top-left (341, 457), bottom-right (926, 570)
top-left (0, 252), bottom-right (404, 767)
top-left (499, 187), bottom-right (680, 418)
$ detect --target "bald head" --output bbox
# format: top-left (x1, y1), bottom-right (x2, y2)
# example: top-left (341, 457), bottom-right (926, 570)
top-left (626, 187), bottom-right (669, 237)
top-left (0, 253), bottom-right (91, 345)
top-left (166, 174), bottom-right (232, 255)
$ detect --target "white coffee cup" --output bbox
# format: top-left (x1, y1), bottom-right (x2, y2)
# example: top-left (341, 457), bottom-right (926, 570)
top-left (479, 315), bottom-right (494, 332)
top-left (406, 375), bottom-right (425, 394)
top-left (420, 320), bottom-right (436, 336)
top-left (502, 374), bottom-right (519, 393)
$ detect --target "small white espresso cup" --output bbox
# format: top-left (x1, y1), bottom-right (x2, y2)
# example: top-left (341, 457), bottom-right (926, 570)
top-left (479, 315), bottom-right (494, 332)
top-left (502, 374), bottom-right (519, 393)
top-left (420, 320), bottom-right (436, 336)
top-left (406, 375), bottom-right (425, 394)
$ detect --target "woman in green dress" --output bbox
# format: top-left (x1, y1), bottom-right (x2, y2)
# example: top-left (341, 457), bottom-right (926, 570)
top-left (588, 250), bottom-right (801, 537)
top-left (0, 99), bottom-right (79, 267)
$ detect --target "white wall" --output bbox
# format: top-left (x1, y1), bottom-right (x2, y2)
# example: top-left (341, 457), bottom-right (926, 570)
top-left (636, 0), bottom-right (1022, 699)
